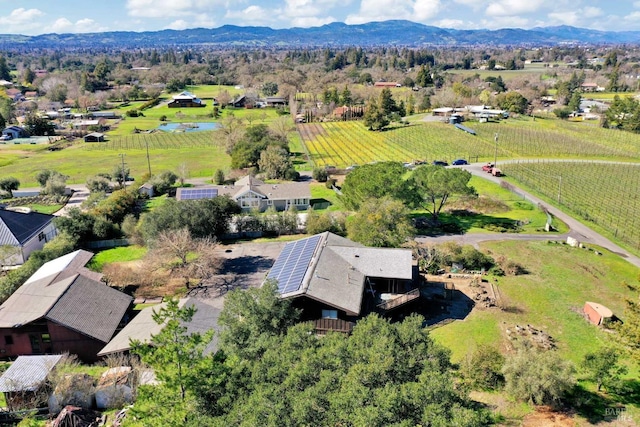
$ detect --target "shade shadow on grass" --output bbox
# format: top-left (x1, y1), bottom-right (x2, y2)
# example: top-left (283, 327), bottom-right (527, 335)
top-left (413, 211), bottom-right (525, 236)
top-left (566, 380), bottom-right (640, 424)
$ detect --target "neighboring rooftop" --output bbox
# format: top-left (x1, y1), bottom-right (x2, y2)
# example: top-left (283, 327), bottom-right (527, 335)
top-left (0, 355), bottom-right (63, 392)
top-left (0, 209), bottom-right (55, 245)
top-left (98, 298), bottom-right (221, 357)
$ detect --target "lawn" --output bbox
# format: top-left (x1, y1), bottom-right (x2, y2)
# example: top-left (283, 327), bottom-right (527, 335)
top-left (87, 245), bottom-right (148, 272)
top-left (429, 240), bottom-right (639, 365)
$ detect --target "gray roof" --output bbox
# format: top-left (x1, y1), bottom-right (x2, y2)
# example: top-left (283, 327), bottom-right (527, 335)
top-left (269, 232), bottom-right (413, 316)
top-left (0, 209), bottom-right (55, 245)
top-left (98, 297), bottom-right (220, 356)
top-left (0, 355), bottom-right (63, 392)
top-left (46, 274), bottom-right (132, 342)
top-left (186, 176), bottom-right (310, 202)
top-left (0, 250), bottom-right (131, 342)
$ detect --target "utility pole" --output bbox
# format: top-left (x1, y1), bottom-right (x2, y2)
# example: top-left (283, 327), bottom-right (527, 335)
top-left (145, 138), bottom-right (152, 176)
top-left (493, 133), bottom-right (499, 166)
top-left (119, 153), bottom-right (126, 189)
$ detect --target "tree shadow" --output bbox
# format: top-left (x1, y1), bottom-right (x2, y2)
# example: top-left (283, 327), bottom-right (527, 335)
top-left (565, 380), bottom-right (640, 424)
top-left (413, 211), bottom-right (525, 236)
top-left (188, 255), bottom-right (275, 298)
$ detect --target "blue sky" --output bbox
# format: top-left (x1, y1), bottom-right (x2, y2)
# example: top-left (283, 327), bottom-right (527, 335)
top-left (1, 1), bottom-right (639, 35)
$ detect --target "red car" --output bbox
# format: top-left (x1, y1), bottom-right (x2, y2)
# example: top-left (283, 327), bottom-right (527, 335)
top-left (482, 163), bottom-right (494, 172)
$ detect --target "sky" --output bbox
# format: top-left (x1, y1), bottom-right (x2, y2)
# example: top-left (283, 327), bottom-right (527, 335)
top-left (1, 1), bottom-right (639, 35)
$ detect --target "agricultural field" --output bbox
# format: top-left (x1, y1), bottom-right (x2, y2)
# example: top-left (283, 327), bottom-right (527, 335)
top-left (501, 161), bottom-right (640, 251)
top-left (298, 117), bottom-right (640, 168)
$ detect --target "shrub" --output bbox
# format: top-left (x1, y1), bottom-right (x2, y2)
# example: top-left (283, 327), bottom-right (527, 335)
top-left (284, 168), bottom-right (300, 181)
top-left (213, 169), bottom-right (225, 185)
top-left (462, 345), bottom-right (505, 390)
top-left (312, 167), bottom-right (328, 182)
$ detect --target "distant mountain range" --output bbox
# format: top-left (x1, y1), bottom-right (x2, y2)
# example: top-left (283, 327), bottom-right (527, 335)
top-left (1, 21), bottom-right (639, 49)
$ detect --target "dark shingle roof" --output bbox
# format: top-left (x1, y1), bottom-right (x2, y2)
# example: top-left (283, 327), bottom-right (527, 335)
top-left (0, 209), bottom-right (55, 245)
top-left (46, 274), bottom-right (132, 343)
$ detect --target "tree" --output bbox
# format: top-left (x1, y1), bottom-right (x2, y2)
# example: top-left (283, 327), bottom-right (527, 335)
top-left (218, 280), bottom-right (299, 361)
top-left (262, 82), bottom-right (279, 96)
top-left (568, 91), bottom-right (582, 112)
top-left (24, 114), bottom-right (54, 136)
top-left (112, 163), bottom-right (131, 188)
top-left (346, 196), bottom-right (415, 247)
top-left (145, 228), bottom-right (222, 289)
top-left (86, 176), bottom-right (111, 193)
top-left (363, 97), bottom-right (389, 131)
top-left (35, 169), bottom-right (67, 188)
top-left (502, 346), bottom-right (575, 406)
top-left (131, 299), bottom-right (213, 425)
top-left (138, 197), bottom-right (240, 242)
top-left (150, 170), bottom-right (178, 195)
top-left (581, 347), bottom-right (628, 392)
top-left (0, 56), bottom-right (10, 81)
top-left (616, 294), bottom-right (640, 361)
top-left (312, 167), bottom-right (328, 182)
top-left (495, 91), bottom-right (529, 114)
top-left (268, 116), bottom-right (295, 143)
top-left (340, 161), bottom-right (415, 210)
top-left (22, 68), bottom-right (35, 85)
top-left (47, 83), bottom-right (68, 103)
top-left (258, 145), bottom-right (292, 179)
top-left (54, 208), bottom-right (96, 245)
top-left (411, 166), bottom-right (476, 221)
top-left (0, 177), bottom-right (19, 198)
top-left (213, 169), bottom-right (225, 185)
top-left (462, 345), bottom-right (505, 390)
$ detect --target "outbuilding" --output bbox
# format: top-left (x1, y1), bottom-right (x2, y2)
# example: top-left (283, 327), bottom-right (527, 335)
top-left (583, 301), bottom-right (613, 326)
top-left (84, 132), bottom-right (105, 143)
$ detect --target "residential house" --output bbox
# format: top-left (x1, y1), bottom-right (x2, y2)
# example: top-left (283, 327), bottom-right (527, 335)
top-left (0, 208), bottom-right (57, 266)
top-left (264, 97), bottom-right (287, 107)
top-left (175, 175), bottom-right (311, 212)
top-left (24, 91), bottom-right (38, 99)
top-left (0, 250), bottom-right (132, 362)
top-left (5, 89), bottom-right (24, 102)
top-left (98, 298), bottom-right (220, 357)
top-left (374, 81), bottom-right (401, 88)
top-left (72, 120), bottom-right (101, 131)
top-left (2, 126), bottom-right (29, 139)
top-left (580, 82), bottom-right (600, 92)
top-left (0, 355), bottom-right (63, 411)
top-left (83, 132), bottom-right (105, 143)
top-left (229, 95), bottom-right (246, 108)
top-left (265, 232), bottom-right (417, 334)
top-left (168, 91), bottom-right (205, 108)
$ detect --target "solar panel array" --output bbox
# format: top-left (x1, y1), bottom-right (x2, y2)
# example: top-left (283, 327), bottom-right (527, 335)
top-left (179, 188), bottom-right (218, 200)
top-left (267, 234), bottom-right (322, 294)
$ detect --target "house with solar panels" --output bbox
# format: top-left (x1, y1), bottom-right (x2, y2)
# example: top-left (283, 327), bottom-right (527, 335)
top-left (176, 175), bottom-right (311, 212)
top-left (0, 250), bottom-right (132, 362)
top-left (168, 91), bottom-right (206, 108)
top-left (265, 232), bottom-right (419, 334)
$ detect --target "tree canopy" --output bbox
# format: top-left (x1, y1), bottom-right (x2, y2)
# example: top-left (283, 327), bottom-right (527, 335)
top-left (411, 166), bottom-right (476, 221)
top-left (340, 161), bottom-right (415, 210)
top-left (346, 196), bottom-right (415, 247)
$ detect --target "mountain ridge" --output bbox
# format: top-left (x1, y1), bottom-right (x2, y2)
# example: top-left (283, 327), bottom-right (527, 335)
top-left (0, 20), bottom-right (638, 48)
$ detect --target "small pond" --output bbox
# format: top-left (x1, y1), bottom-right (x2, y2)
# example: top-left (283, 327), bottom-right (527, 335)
top-left (157, 122), bottom-right (220, 132)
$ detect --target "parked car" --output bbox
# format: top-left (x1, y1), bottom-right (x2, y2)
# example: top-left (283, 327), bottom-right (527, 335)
top-left (452, 159), bottom-right (468, 165)
top-left (432, 160), bottom-right (448, 166)
top-left (491, 168), bottom-right (502, 177)
top-left (482, 163), bottom-right (494, 172)
top-left (0, 134), bottom-right (13, 141)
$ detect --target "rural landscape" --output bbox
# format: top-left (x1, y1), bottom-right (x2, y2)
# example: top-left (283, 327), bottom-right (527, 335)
top-left (0, 17), bottom-right (639, 427)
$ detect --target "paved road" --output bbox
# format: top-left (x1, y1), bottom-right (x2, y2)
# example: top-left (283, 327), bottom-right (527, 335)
top-left (415, 162), bottom-right (640, 269)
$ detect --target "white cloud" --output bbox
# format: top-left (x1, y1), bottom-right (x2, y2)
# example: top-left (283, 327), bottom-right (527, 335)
top-left (433, 19), bottom-right (467, 29)
top-left (480, 15), bottom-right (530, 29)
top-left (634, 1), bottom-right (640, 8)
top-left (225, 6), bottom-right (276, 26)
top-left (485, 0), bottom-right (544, 18)
top-left (46, 17), bottom-right (107, 34)
top-left (0, 8), bottom-right (46, 33)
top-left (582, 6), bottom-right (603, 19)
top-left (548, 11), bottom-right (578, 26)
top-left (624, 11), bottom-right (640, 22)
top-left (345, 0), bottom-right (441, 24)
top-left (280, 0), bottom-right (348, 27)
top-left (167, 19), bottom-right (190, 30)
top-left (126, 0), bottom-right (220, 18)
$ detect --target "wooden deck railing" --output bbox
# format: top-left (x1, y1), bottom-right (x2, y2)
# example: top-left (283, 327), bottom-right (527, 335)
top-left (377, 288), bottom-right (421, 311)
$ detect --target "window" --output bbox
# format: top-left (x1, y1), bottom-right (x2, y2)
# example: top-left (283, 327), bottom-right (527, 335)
top-left (322, 309), bottom-right (338, 319)
top-left (38, 232), bottom-right (46, 241)
top-left (292, 198), bottom-right (308, 205)
top-left (29, 335), bottom-right (41, 353)
top-left (4, 335), bottom-right (13, 345)
top-left (41, 333), bottom-right (51, 344)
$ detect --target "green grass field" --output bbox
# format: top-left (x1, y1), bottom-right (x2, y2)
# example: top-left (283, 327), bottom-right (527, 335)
top-left (87, 245), bottom-right (148, 271)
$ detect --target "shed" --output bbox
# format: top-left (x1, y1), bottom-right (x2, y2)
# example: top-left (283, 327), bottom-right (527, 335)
top-left (138, 183), bottom-right (154, 198)
top-left (583, 301), bottom-right (613, 326)
top-left (0, 355), bottom-right (63, 410)
top-left (84, 132), bottom-right (105, 143)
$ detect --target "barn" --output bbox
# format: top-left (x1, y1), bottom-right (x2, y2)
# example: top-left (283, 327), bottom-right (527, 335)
top-left (583, 301), bottom-right (613, 326)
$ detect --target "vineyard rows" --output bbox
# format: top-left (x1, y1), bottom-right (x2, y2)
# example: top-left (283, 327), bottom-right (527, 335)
top-left (85, 131), bottom-right (220, 151)
top-left (298, 120), bottom-right (640, 168)
top-left (502, 161), bottom-right (640, 250)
